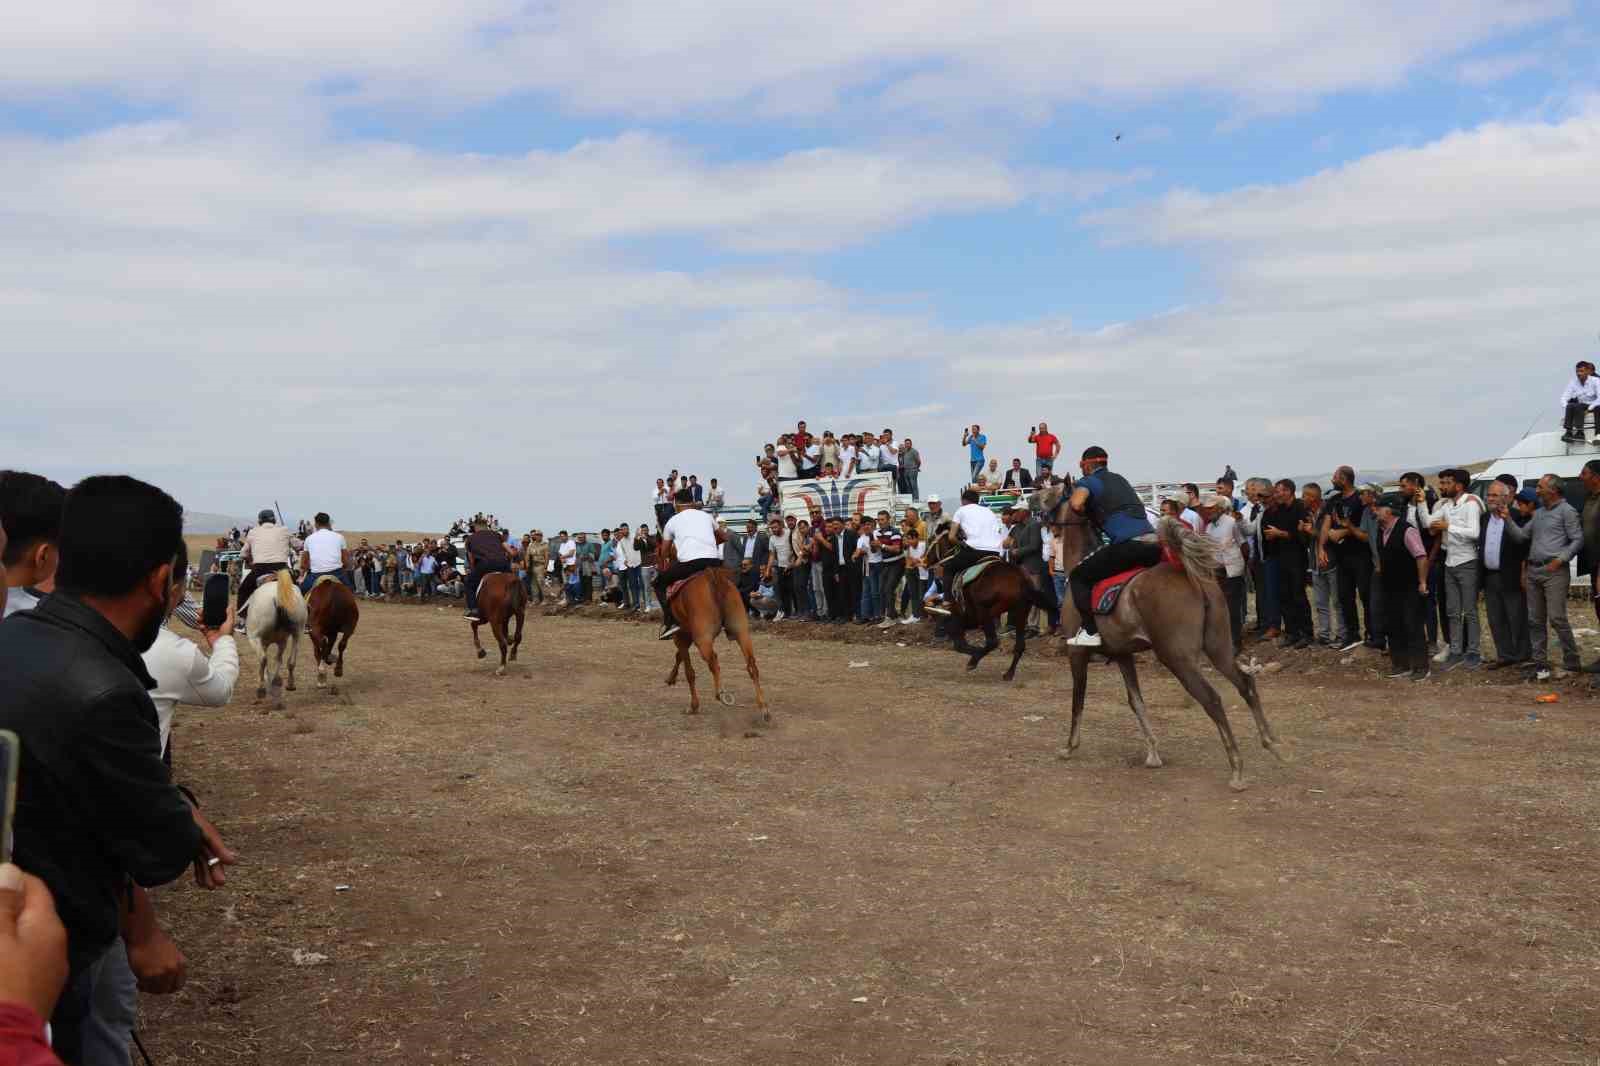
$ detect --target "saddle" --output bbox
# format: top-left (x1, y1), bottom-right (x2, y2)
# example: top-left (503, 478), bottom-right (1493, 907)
top-left (666, 568), bottom-right (716, 604)
top-left (1089, 542), bottom-right (1185, 615)
top-left (950, 557), bottom-right (1001, 611)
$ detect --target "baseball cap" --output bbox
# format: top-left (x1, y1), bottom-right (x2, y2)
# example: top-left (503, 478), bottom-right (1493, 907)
top-left (1359, 482), bottom-right (1381, 494)
top-left (1515, 488), bottom-right (1537, 503)
top-left (926, 493), bottom-right (941, 503)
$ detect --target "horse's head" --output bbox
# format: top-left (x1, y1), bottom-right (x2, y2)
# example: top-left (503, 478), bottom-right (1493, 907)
top-left (1032, 476), bottom-right (1075, 526)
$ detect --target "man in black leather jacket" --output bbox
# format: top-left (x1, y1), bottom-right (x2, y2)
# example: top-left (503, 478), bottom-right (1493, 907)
top-left (0, 475), bottom-right (235, 1065)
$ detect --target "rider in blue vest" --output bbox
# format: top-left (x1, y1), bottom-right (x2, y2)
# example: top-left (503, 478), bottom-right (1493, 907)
top-left (1065, 445), bottom-right (1160, 647)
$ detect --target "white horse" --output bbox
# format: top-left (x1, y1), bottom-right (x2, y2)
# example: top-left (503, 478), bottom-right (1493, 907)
top-left (245, 569), bottom-right (307, 709)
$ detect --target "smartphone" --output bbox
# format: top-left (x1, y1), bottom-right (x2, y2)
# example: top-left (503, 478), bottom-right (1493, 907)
top-left (202, 572), bottom-right (231, 627)
top-left (0, 730), bottom-right (18, 864)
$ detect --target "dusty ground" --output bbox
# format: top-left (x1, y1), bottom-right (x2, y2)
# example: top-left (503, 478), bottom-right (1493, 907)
top-left (142, 600), bottom-right (1600, 1065)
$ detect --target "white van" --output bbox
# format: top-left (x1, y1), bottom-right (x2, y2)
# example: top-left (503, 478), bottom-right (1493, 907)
top-left (1471, 430), bottom-right (1594, 511)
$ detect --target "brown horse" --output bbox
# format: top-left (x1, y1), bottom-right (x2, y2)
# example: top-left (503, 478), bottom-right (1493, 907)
top-left (471, 572), bottom-right (526, 676)
top-left (924, 530), bottom-right (1053, 680)
top-left (1035, 480), bottom-right (1286, 791)
top-left (306, 578), bottom-right (359, 694)
top-left (663, 566), bottom-right (769, 735)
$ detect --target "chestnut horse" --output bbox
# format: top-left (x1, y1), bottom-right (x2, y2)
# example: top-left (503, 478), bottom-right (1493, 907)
top-left (924, 530), bottom-right (1053, 680)
top-left (471, 571), bottom-right (526, 675)
top-left (306, 578), bottom-right (359, 694)
top-left (1035, 480), bottom-right (1286, 791)
top-left (663, 566), bottom-right (769, 735)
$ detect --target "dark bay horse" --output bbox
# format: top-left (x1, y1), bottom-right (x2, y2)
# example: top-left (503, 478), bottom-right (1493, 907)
top-left (306, 577), bottom-right (359, 694)
top-left (924, 530), bottom-right (1053, 680)
top-left (663, 566), bottom-right (769, 735)
top-left (1035, 480), bottom-right (1286, 790)
top-left (471, 572), bottom-right (526, 676)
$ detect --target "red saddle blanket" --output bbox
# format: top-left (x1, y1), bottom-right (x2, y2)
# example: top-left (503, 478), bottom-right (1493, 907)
top-left (1091, 568), bottom-right (1146, 615)
top-left (666, 570), bottom-right (714, 603)
top-left (1089, 544), bottom-right (1184, 615)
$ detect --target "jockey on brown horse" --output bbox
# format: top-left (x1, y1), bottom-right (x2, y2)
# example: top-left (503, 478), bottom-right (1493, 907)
top-left (462, 518), bottom-right (512, 621)
top-left (653, 487), bottom-right (726, 641)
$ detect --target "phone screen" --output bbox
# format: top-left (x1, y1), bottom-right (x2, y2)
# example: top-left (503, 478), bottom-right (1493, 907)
top-left (0, 730), bottom-right (18, 864)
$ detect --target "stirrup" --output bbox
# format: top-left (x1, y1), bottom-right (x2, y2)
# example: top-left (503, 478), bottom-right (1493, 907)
top-left (1065, 628), bottom-right (1102, 648)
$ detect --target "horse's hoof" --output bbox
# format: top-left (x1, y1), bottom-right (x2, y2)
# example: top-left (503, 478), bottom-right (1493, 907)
top-left (255, 688), bottom-right (266, 700)
top-left (1002, 670), bottom-right (1016, 682)
top-left (1268, 741), bottom-right (1294, 763)
top-left (495, 667), bottom-right (506, 677)
top-left (1144, 753), bottom-right (1164, 769)
top-left (742, 730), bottom-right (762, 738)
top-left (330, 685), bottom-right (339, 696)
top-left (285, 683), bottom-right (296, 692)
top-left (717, 691), bottom-right (736, 707)
top-left (476, 649), bottom-right (487, 659)
top-left (965, 661), bottom-right (979, 672)
top-left (761, 711), bottom-right (772, 724)
top-left (334, 666), bottom-right (344, 678)
top-left (1056, 747), bottom-right (1074, 761)
top-left (1230, 777), bottom-right (1249, 792)
top-left (685, 706), bottom-right (700, 716)
top-left (274, 699), bottom-right (285, 711)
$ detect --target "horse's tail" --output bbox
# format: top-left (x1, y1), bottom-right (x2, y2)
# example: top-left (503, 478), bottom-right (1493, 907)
top-left (1157, 516), bottom-right (1219, 599)
top-left (275, 569), bottom-right (295, 610)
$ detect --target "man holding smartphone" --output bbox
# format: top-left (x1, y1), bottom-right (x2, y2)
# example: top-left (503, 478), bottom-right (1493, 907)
top-left (0, 475), bottom-right (237, 1065)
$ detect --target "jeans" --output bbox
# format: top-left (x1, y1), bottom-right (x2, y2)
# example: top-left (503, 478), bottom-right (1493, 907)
top-left (859, 562), bottom-right (881, 620)
top-left (1527, 565), bottom-right (1580, 669)
top-left (416, 572), bottom-right (437, 599)
top-left (813, 564), bottom-right (831, 618)
top-left (622, 567), bottom-right (643, 609)
top-left (1311, 567), bottom-right (1338, 642)
top-left (904, 570), bottom-right (926, 615)
top-left (51, 938), bottom-right (139, 1066)
top-left (1443, 561), bottom-right (1482, 660)
top-left (640, 565), bottom-right (657, 609)
top-left (904, 471), bottom-right (920, 499)
top-left (791, 563), bottom-right (813, 617)
top-left (300, 568), bottom-right (354, 595)
top-left (970, 459), bottom-right (984, 482)
top-left (1483, 567), bottom-right (1530, 662)
top-left (1565, 401), bottom-right (1593, 438)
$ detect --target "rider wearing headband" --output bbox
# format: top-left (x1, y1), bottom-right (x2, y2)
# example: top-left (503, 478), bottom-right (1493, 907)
top-left (1065, 446), bottom-right (1159, 647)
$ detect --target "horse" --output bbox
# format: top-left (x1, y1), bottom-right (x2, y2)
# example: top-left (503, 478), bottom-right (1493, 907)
top-left (306, 577), bottom-right (359, 694)
top-left (1034, 479), bottom-right (1286, 791)
top-left (923, 527), bottom-right (1054, 680)
top-left (244, 569), bottom-right (307, 709)
top-left (471, 572), bottom-right (526, 676)
top-left (662, 565), bottom-right (769, 735)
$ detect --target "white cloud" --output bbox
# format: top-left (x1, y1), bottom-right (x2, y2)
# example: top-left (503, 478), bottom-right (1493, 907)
top-left (0, 1), bottom-right (1568, 120)
top-left (951, 110), bottom-right (1600, 481)
top-left (4, 125), bottom-right (1048, 254)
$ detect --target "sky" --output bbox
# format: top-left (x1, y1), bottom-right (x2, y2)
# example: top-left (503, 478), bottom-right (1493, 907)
top-left (3, 1), bottom-right (1598, 532)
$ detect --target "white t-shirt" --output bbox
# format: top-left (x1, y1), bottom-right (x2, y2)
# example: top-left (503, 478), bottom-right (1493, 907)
top-left (878, 441), bottom-right (898, 468)
top-left (663, 507), bottom-right (721, 563)
top-left (559, 539), bottom-right (578, 568)
top-left (953, 502), bottom-right (1007, 552)
top-left (908, 541), bottom-right (929, 579)
top-left (839, 445), bottom-right (857, 474)
top-left (856, 443), bottom-right (880, 472)
top-left (776, 445), bottom-right (798, 480)
top-left (305, 528), bottom-right (346, 573)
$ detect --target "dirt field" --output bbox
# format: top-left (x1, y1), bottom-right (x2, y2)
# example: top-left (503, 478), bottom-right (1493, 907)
top-left (142, 601), bottom-right (1600, 1065)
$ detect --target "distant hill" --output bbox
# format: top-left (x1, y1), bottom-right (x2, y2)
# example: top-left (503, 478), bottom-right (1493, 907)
top-left (184, 511), bottom-right (251, 534)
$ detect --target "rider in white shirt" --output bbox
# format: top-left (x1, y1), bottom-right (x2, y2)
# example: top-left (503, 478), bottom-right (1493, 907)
top-left (654, 487), bottom-right (727, 639)
top-left (933, 489), bottom-right (1007, 607)
top-left (299, 511), bottom-right (352, 593)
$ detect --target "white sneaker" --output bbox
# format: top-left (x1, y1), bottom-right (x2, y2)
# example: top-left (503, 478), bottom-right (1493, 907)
top-left (901, 615), bottom-right (922, 625)
top-left (1432, 646), bottom-right (1452, 663)
top-left (773, 611), bottom-right (785, 622)
top-left (1066, 628), bottom-right (1103, 648)
top-left (877, 619), bottom-right (896, 629)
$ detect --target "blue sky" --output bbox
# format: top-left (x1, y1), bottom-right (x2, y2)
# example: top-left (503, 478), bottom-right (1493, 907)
top-left (1, 2), bottom-right (1597, 531)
